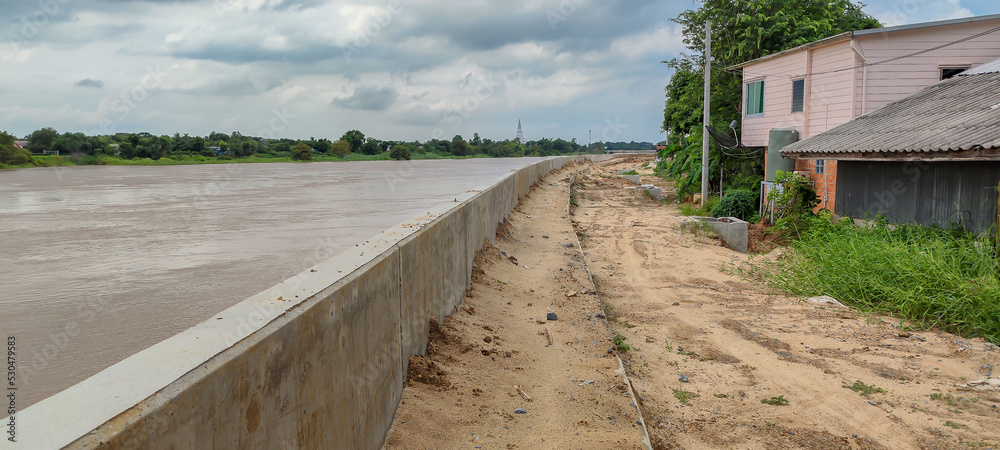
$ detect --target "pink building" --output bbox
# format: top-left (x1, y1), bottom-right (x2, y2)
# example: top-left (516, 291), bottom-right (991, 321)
top-left (731, 14), bottom-right (1000, 210)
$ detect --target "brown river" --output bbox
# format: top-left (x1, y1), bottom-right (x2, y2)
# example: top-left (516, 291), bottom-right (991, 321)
top-left (0, 158), bottom-right (547, 408)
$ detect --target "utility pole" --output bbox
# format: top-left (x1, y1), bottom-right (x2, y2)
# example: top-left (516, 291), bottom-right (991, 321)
top-left (701, 19), bottom-right (711, 207)
top-left (588, 130), bottom-right (592, 151)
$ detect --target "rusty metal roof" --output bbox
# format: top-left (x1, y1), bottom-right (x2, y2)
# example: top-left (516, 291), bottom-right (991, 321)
top-left (780, 66), bottom-right (1000, 159)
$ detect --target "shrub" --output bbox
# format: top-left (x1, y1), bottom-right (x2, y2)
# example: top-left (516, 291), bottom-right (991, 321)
top-left (767, 170), bottom-right (819, 236)
top-left (290, 142), bottom-right (312, 161)
top-left (389, 144), bottom-right (412, 160)
top-left (329, 140), bottom-right (351, 157)
top-left (712, 189), bottom-right (757, 220)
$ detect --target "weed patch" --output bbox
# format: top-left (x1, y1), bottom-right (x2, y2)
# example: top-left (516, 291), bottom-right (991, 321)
top-left (761, 395), bottom-right (789, 406)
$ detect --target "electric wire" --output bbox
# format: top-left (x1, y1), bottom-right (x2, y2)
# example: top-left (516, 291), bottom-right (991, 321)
top-left (723, 25), bottom-right (1000, 79)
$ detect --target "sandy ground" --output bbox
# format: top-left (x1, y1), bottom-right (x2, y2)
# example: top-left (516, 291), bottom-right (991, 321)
top-left (385, 157), bottom-right (1000, 449)
top-left (575, 157), bottom-right (1000, 449)
top-left (385, 163), bottom-right (648, 449)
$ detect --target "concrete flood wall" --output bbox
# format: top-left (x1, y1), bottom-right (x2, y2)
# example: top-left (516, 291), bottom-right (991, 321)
top-left (13, 155), bottom-right (612, 449)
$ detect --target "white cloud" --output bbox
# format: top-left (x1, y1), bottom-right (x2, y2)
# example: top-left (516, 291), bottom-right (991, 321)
top-left (869, 0), bottom-right (974, 26)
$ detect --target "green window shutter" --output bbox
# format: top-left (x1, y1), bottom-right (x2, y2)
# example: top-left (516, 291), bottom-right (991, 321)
top-left (746, 80), bottom-right (764, 116)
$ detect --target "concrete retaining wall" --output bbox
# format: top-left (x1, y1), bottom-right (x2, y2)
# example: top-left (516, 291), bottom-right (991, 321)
top-left (15, 155), bottom-right (612, 449)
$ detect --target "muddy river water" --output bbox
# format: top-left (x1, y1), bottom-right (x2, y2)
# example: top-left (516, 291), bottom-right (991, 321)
top-left (0, 158), bottom-right (547, 408)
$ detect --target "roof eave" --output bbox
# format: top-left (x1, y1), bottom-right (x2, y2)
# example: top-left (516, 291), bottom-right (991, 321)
top-left (726, 32), bottom-right (850, 71)
top-left (782, 146), bottom-right (1000, 161)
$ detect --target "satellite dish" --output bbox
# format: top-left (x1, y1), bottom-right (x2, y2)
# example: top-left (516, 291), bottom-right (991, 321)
top-left (705, 125), bottom-right (745, 149)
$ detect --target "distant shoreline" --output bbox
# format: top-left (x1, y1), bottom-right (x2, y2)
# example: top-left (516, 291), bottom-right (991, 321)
top-left (0, 152), bottom-right (511, 170)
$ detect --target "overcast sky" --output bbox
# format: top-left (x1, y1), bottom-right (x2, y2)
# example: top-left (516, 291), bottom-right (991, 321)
top-left (0, 0), bottom-right (995, 143)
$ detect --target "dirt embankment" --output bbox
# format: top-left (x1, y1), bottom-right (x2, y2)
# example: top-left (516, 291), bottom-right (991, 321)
top-left (385, 163), bottom-right (647, 449)
top-left (386, 157), bottom-right (1000, 449)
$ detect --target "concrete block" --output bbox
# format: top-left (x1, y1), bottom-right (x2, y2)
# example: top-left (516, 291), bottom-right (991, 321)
top-left (620, 175), bottom-right (641, 184)
top-left (640, 184), bottom-right (661, 201)
top-left (692, 216), bottom-right (748, 253)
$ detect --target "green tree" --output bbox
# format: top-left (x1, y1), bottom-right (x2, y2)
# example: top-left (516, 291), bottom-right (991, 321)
top-left (50, 135), bottom-right (82, 155)
top-left (451, 135), bottom-right (470, 156)
top-left (27, 127), bottom-right (59, 153)
top-left (0, 131), bottom-right (34, 165)
top-left (390, 144), bottom-right (412, 160)
top-left (157, 136), bottom-right (173, 157)
top-left (118, 142), bottom-right (136, 159)
top-left (329, 140), bottom-right (351, 157)
top-left (291, 142), bottom-right (313, 160)
top-left (341, 129), bottom-right (365, 154)
top-left (660, 0), bottom-right (880, 194)
top-left (361, 137), bottom-right (381, 155)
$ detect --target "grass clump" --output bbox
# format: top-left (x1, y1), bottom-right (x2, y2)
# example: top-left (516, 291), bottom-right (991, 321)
top-left (612, 333), bottom-right (636, 352)
top-left (673, 389), bottom-right (699, 404)
top-left (944, 420), bottom-right (964, 429)
top-left (679, 196), bottom-right (720, 216)
top-left (761, 395), bottom-right (789, 406)
top-left (843, 380), bottom-right (886, 396)
top-left (763, 216), bottom-right (1000, 344)
top-left (620, 169), bottom-right (639, 175)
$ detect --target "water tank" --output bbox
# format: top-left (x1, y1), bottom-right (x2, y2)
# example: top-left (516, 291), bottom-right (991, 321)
top-left (766, 128), bottom-right (798, 182)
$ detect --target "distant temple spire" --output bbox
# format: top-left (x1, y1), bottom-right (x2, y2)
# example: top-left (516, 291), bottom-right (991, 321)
top-left (516, 119), bottom-right (524, 143)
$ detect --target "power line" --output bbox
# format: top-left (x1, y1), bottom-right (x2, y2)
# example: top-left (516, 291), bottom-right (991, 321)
top-left (724, 25), bottom-right (1000, 79)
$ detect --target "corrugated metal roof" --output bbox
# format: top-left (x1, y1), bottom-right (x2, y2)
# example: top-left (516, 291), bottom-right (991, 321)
top-left (780, 72), bottom-right (1000, 158)
top-left (962, 57), bottom-right (1000, 75)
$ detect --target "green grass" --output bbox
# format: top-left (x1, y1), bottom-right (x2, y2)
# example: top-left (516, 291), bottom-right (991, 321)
top-left (761, 395), bottom-right (789, 406)
top-left (944, 420), bottom-right (964, 429)
top-left (678, 196), bottom-right (720, 216)
top-left (843, 380), bottom-right (886, 396)
top-left (620, 169), bottom-right (639, 175)
top-left (762, 216), bottom-right (1000, 344)
top-left (612, 333), bottom-right (636, 352)
top-left (673, 388), bottom-right (699, 405)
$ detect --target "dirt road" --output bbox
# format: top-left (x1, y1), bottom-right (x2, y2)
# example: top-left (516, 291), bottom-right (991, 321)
top-left (385, 163), bottom-right (648, 449)
top-left (575, 157), bottom-right (1000, 449)
top-left (385, 157), bottom-right (1000, 449)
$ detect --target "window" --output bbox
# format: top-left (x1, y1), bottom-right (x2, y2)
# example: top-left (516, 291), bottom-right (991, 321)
top-left (815, 159), bottom-right (825, 174)
top-left (940, 67), bottom-right (969, 80)
top-left (746, 79), bottom-right (764, 116)
top-left (791, 79), bottom-right (805, 112)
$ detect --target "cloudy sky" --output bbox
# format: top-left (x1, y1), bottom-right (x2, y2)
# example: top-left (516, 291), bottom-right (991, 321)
top-left (0, 0), bottom-right (995, 143)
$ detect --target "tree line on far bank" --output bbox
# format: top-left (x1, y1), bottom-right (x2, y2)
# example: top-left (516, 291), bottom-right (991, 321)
top-left (0, 127), bottom-right (657, 167)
